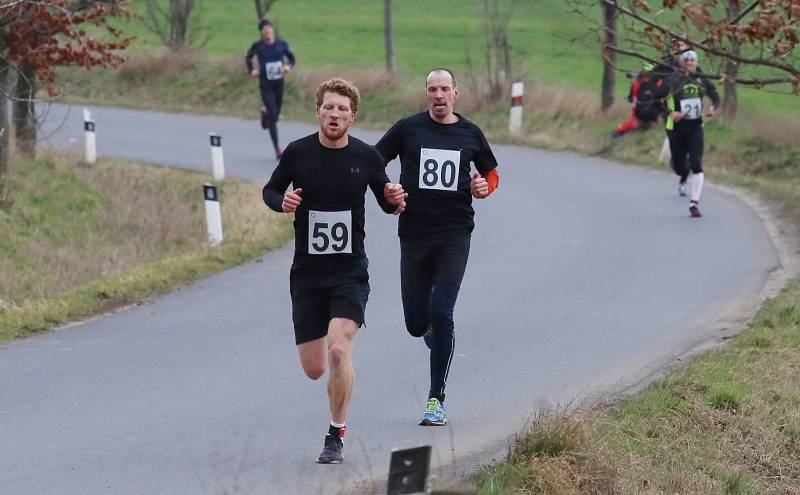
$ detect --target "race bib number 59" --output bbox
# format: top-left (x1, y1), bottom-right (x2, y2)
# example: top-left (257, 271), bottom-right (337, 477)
top-left (419, 148), bottom-right (461, 191)
top-left (308, 210), bottom-right (352, 254)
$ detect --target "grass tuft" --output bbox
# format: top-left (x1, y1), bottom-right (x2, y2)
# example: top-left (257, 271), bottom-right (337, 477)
top-left (709, 387), bottom-right (744, 413)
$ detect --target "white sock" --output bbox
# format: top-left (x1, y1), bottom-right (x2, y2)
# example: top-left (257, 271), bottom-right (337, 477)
top-left (330, 420), bottom-right (346, 429)
top-left (691, 172), bottom-right (704, 203)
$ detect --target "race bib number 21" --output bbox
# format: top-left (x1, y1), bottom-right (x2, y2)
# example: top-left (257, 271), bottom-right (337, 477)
top-left (308, 210), bottom-right (352, 254)
top-left (681, 97), bottom-right (702, 120)
top-left (419, 148), bottom-right (461, 191)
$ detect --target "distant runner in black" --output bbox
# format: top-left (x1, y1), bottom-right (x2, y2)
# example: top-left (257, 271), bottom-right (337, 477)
top-left (262, 78), bottom-right (406, 464)
top-left (660, 50), bottom-right (720, 218)
top-left (246, 19), bottom-right (296, 159)
top-left (376, 68), bottom-right (500, 427)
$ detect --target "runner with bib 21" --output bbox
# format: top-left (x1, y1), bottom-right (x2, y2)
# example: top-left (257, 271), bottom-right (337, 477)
top-left (661, 50), bottom-right (720, 217)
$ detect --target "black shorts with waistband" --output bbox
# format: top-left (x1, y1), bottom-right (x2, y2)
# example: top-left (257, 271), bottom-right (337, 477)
top-left (289, 256), bottom-right (370, 345)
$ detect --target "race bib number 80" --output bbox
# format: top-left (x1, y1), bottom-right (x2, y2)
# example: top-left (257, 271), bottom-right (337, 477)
top-left (308, 210), bottom-right (352, 254)
top-left (681, 97), bottom-right (702, 120)
top-left (419, 148), bottom-right (461, 191)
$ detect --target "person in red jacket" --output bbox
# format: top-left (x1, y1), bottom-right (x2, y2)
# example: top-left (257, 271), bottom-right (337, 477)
top-left (612, 63), bottom-right (665, 138)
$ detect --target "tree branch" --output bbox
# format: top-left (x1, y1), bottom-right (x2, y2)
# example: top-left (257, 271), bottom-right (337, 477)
top-left (602, 0), bottom-right (799, 77)
top-left (607, 44), bottom-right (798, 87)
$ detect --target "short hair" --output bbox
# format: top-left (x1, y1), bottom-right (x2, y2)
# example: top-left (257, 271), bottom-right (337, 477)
top-left (426, 68), bottom-right (457, 88)
top-left (315, 78), bottom-right (361, 113)
top-left (258, 19), bottom-right (272, 31)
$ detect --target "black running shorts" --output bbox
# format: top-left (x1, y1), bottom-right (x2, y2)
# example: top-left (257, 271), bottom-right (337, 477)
top-left (289, 257), bottom-right (370, 345)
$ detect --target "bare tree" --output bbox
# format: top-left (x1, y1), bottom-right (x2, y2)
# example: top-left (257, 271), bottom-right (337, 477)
top-left (254, 0), bottom-right (278, 21)
top-left (142, 0), bottom-right (210, 50)
top-left (601, 0), bottom-right (617, 111)
top-left (482, 0), bottom-right (516, 101)
top-left (384, 0), bottom-right (397, 73)
top-left (13, 62), bottom-right (36, 157)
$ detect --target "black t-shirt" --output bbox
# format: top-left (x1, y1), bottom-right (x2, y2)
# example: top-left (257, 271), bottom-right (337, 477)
top-left (262, 133), bottom-right (395, 266)
top-left (375, 111), bottom-right (498, 239)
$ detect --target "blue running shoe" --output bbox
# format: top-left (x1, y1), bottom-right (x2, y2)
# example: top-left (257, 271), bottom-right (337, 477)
top-left (678, 183), bottom-right (688, 197)
top-left (422, 328), bottom-right (433, 350)
top-left (419, 397), bottom-right (446, 426)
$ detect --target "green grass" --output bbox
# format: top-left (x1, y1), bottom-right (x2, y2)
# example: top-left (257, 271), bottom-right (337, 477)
top-left (473, 279), bottom-right (800, 494)
top-left (98, 0), bottom-right (798, 118)
top-left (0, 154), bottom-right (292, 341)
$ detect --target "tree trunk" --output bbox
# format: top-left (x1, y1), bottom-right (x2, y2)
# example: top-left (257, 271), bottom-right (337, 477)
top-left (254, 0), bottom-right (277, 21)
top-left (13, 62), bottom-right (36, 158)
top-left (384, 0), bottom-right (397, 73)
top-left (0, 31), bottom-right (10, 177)
top-left (721, 1), bottom-right (741, 122)
top-left (169, 0), bottom-right (192, 48)
top-left (601, 1), bottom-right (617, 111)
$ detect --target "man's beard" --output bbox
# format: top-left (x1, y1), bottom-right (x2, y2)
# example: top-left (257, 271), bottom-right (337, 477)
top-left (322, 122), bottom-right (348, 140)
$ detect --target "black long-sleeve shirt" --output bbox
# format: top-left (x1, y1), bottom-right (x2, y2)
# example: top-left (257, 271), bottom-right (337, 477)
top-left (661, 72), bottom-right (721, 130)
top-left (245, 37), bottom-right (295, 86)
top-left (263, 133), bottom-right (395, 262)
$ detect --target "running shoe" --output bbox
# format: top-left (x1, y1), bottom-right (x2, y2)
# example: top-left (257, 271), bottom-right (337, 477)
top-left (316, 434), bottom-right (344, 464)
top-left (689, 202), bottom-right (702, 218)
top-left (419, 397), bottom-right (446, 426)
top-left (422, 328), bottom-right (433, 350)
top-left (678, 182), bottom-right (688, 197)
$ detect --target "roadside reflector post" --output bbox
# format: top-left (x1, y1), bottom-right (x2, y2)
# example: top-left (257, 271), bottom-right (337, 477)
top-left (209, 132), bottom-right (225, 180)
top-left (203, 183), bottom-right (223, 247)
top-left (387, 445), bottom-right (431, 495)
top-left (83, 108), bottom-right (96, 164)
top-left (509, 81), bottom-right (524, 134)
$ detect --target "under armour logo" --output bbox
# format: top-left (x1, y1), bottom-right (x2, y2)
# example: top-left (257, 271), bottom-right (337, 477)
top-left (350, 167), bottom-right (360, 174)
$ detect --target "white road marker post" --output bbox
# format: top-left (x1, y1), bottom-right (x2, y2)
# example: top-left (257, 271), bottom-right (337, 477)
top-left (658, 136), bottom-right (671, 163)
top-left (83, 108), bottom-right (96, 164)
top-left (203, 183), bottom-right (223, 247)
top-left (209, 132), bottom-right (225, 180)
top-left (509, 82), bottom-right (524, 134)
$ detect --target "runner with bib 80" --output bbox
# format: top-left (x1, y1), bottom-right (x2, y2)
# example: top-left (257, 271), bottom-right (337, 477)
top-left (376, 68), bottom-right (500, 427)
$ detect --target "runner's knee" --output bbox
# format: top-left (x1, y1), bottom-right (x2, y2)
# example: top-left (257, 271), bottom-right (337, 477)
top-left (403, 296), bottom-right (431, 337)
top-left (302, 360), bottom-right (326, 380)
top-left (405, 317), bottom-right (430, 338)
top-left (328, 343), bottom-right (347, 369)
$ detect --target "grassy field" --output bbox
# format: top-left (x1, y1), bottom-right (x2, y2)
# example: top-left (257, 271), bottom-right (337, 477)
top-left (95, 0), bottom-right (799, 117)
top-left (0, 151), bottom-right (292, 341)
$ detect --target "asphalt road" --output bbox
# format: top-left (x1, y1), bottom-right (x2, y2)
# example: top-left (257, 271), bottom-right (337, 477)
top-left (0, 104), bottom-right (778, 494)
